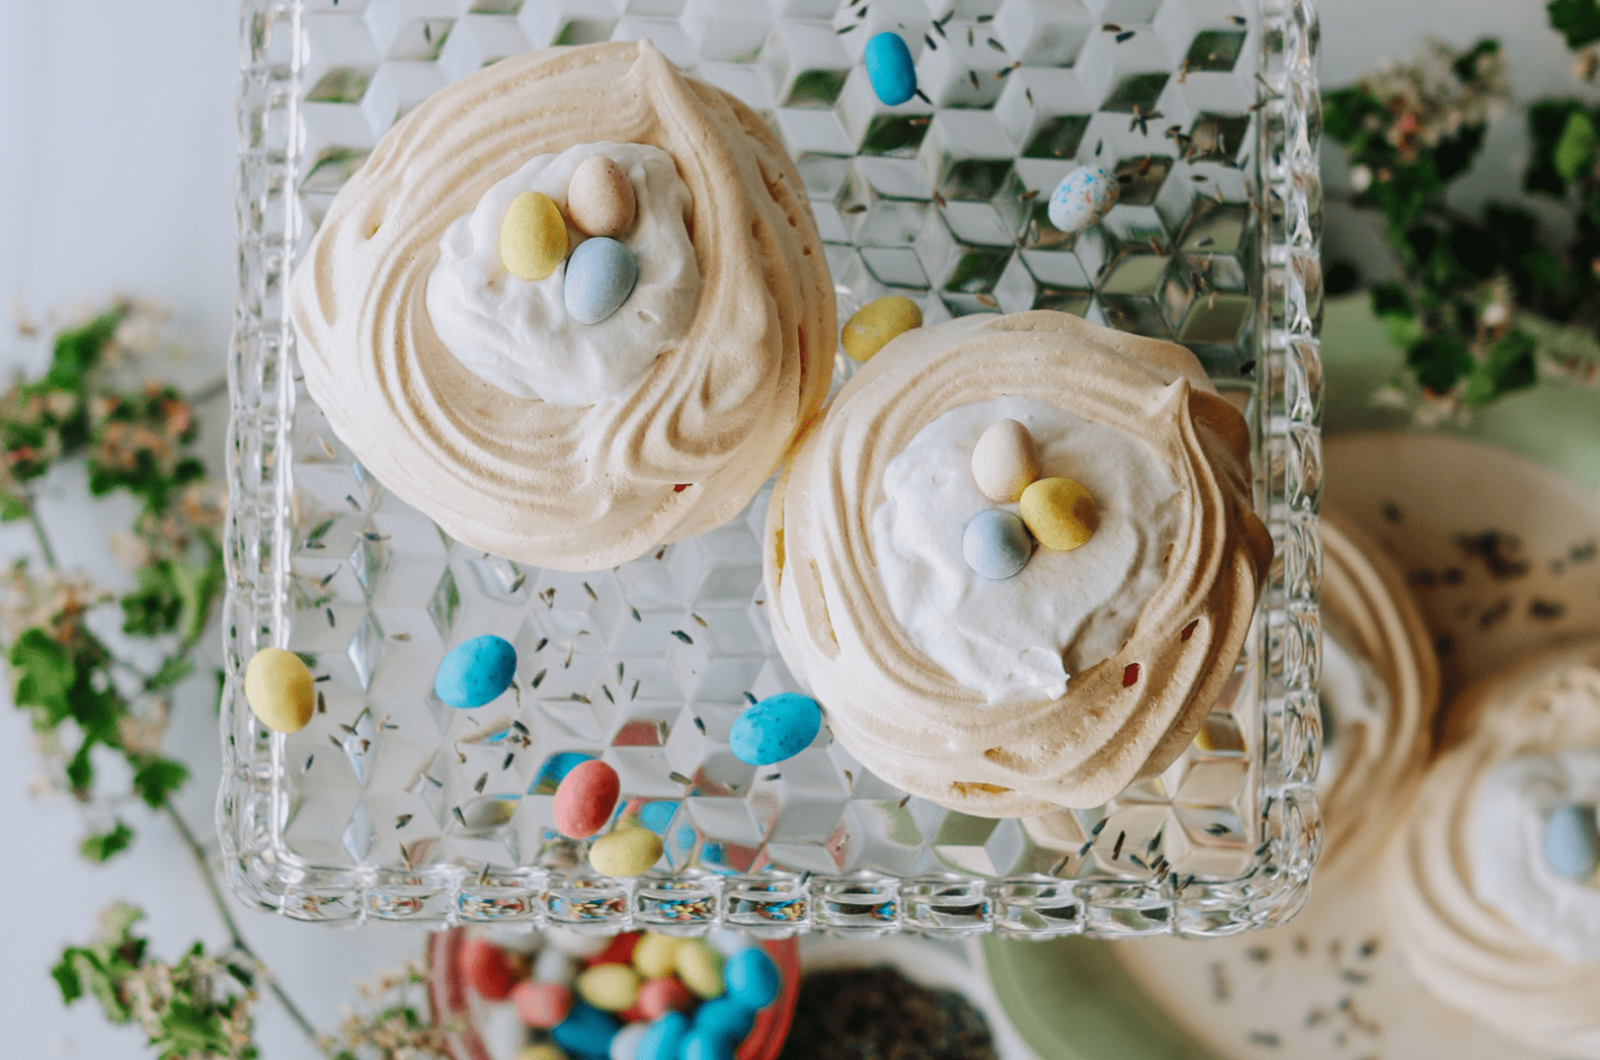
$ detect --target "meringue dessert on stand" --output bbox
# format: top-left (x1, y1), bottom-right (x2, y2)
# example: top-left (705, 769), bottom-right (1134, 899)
top-left (289, 40), bottom-right (833, 572)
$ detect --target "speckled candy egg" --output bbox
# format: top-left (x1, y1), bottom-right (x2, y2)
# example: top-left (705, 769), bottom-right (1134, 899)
top-left (1544, 802), bottom-right (1600, 879)
top-left (434, 634), bottom-right (517, 708)
top-left (551, 1002), bottom-right (619, 1059)
top-left (243, 647), bottom-right (315, 734)
top-left (631, 934), bottom-right (682, 980)
top-left (728, 692), bottom-right (822, 766)
top-left (674, 939), bottom-right (725, 999)
top-left (512, 979), bottom-right (575, 1028)
top-left (841, 295), bottom-right (922, 362)
top-left (693, 998), bottom-right (755, 1046)
top-left (567, 155), bottom-right (637, 238)
top-left (553, 759), bottom-right (621, 839)
top-left (1047, 164), bottom-right (1119, 235)
top-left (460, 936), bottom-right (519, 1001)
top-left (962, 509), bottom-right (1032, 580)
top-left (589, 821), bottom-right (664, 877)
top-left (722, 947), bottom-right (780, 1010)
top-left (1020, 477), bottom-right (1099, 551)
top-left (577, 963), bottom-right (641, 1013)
top-left (638, 1012), bottom-right (690, 1060)
top-left (864, 31), bottom-right (917, 106)
top-left (636, 976), bottom-right (694, 1020)
top-left (564, 236), bottom-right (639, 325)
top-left (609, 1022), bottom-right (649, 1060)
top-left (500, 190), bottom-right (569, 280)
top-left (971, 419), bottom-right (1040, 503)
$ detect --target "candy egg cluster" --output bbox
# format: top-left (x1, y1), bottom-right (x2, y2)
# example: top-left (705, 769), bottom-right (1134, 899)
top-left (962, 419), bottom-right (1098, 579)
top-left (498, 154), bottom-right (640, 325)
top-left (463, 930), bottom-right (785, 1060)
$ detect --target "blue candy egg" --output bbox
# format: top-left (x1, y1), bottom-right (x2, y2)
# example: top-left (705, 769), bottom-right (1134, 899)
top-left (1543, 801), bottom-right (1600, 880)
top-left (1047, 164), bottom-right (1119, 235)
top-left (564, 236), bottom-right (639, 325)
top-left (864, 32), bottom-right (917, 106)
top-left (681, 1028), bottom-right (735, 1060)
top-left (962, 509), bottom-right (1032, 580)
top-left (552, 1001), bottom-right (619, 1060)
top-left (729, 692), bottom-right (822, 766)
top-left (434, 634), bottom-right (517, 709)
top-left (694, 997), bottom-right (756, 1045)
top-left (722, 947), bottom-right (780, 1010)
top-left (637, 1012), bottom-right (689, 1060)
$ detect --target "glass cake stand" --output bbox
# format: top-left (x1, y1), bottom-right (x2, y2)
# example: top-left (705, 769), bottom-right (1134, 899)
top-left (223, 0), bottom-right (1322, 938)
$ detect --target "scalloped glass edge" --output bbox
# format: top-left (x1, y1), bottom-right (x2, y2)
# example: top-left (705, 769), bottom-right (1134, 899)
top-left (218, 0), bottom-right (1323, 938)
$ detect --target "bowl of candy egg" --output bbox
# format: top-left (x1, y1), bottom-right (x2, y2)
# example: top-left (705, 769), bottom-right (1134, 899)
top-left (428, 926), bottom-right (800, 1060)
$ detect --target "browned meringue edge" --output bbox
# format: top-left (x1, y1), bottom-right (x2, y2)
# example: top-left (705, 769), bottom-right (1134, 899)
top-left (763, 310), bottom-right (1272, 816)
top-left (288, 41), bottom-right (833, 572)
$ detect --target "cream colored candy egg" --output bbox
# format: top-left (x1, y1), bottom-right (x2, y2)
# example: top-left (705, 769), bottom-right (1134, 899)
top-left (588, 822), bottom-right (663, 877)
top-left (566, 155), bottom-right (637, 238)
top-left (841, 295), bottom-right (922, 362)
top-left (499, 191), bottom-right (568, 280)
top-left (243, 648), bottom-right (315, 733)
top-left (632, 932), bottom-right (682, 979)
top-left (1020, 477), bottom-right (1099, 551)
top-left (971, 419), bottom-right (1040, 503)
top-left (674, 938), bottom-right (725, 999)
top-left (576, 963), bottom-right (640, 1012)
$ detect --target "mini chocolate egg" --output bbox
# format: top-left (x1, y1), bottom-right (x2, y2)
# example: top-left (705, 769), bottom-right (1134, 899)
top-left (460, 936), bottom-right (519, 1001)
top-left (674, 938), bottom-right (725, 999)
top-left (609, 1023), bottom-right (649, 1060)
top-left (693, 997), bottom-right (755, 1046)
top-left (434, 634), bottom-right (517, 708)
top-left (962, 509), bottom-right (1032, 580)
top-left (722, 948), bottom-right (780, 1010)
top-left (631, 933), bottom-right (682, 980)
top-left (1020, 477), bottom-right (1099, 551)
top-left (971, 419), bottom-right (1040, 503)
top-left (564, 237), bottom-right (639, 325)
top-left (1544, 802), bottom-right (1600, 880)
top-left (567, 155), bottom-right (637, 238)
top-left (243, 647), bottom-right (315, 734)
top-left (500, 191), bottom-right (569, 280)
top-left (864, 32), bottom-right (917, 106)
top-left (636, 976), bottom-right (694, 1020)
top-left (513, 979), bottom-right (575, 1028)
top-left (728, 692), bottom-right (822, 766)
top-left (589, 823), bottom-right (664, 877)
top-left (554, 759), bottom-right (621, 839)
top-left (577, 963), bottom-right (641, 1013)
top-left (638, 1012), bottom-right (690, 1060)
top-left (552, 1002), bottom-right (619, 1059)
top-left (1047, 165), bottom-right (1119, 235)
top-left (841, 295), bottom-right (922, 362)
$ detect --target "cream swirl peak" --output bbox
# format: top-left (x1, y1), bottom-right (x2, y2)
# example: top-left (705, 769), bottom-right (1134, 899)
top-left (288, 42), bottom-right (834, 571)
top-left (426, 142), bottom-right (699, 407)
top-left (764, 311), bottom-right (1272, 816)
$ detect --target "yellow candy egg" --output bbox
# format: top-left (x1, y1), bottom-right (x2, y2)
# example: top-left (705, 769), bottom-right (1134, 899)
top-left (1020, 477), bottom-right (1099, 551)
top-left (588, 825), bottom-right (663, 878)
top-left (674, 938), bottom-right (725, 999)
top-left (971, 419), bottom-right (1040, 503)
top-left (499, 191), bottom-right (568, 280)
top-left (841, 295), bottom-right (922, 362)
top-left (632, 932), bottom-right (682, 979)
top-left (519, 1046), bottom-right (568, 1060)
top-left (576, 963), bottom-right (640, 1012)
top-left (566, 155), bottom-right (637, 238)
top-left (243, 648), bottom-right (315, 733)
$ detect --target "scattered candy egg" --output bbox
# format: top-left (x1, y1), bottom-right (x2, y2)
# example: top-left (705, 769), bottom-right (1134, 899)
top-left (841, 295), bottom-right (922, 362)
top-left (1047, 165), bottom-right (1118, 235)
top-left (586, 932), bottom-right (641, 969)
top-left (589, 825), bottom-right (664, 877)
top-left (500, 190), bottom-right (569, 281)
top-left (729, 692), bottom-right (823, 766)
top-left (243, 647), bottom-right (315, 734)
top-left (971, 419), bottom-right (1040, 503)
top-left (460, 936), bottom-right (519, 1001)
top-left (519, 1045), bottom-right (569, 1060)
top-left (554, 759), bottom-right (621, 839)
top-left (1544, 802), bottom-right (1600, 880)
top-left (681, 1028), bottom-right (733, 1060)
top-left (962, 509), bottom-right (1032, 580)
top-left (552, 1002), bottom-right (619, 1059)
top-left (674, 939), bottom-right (725, 999)
top-left (722, 948), bottom-right (780, 1011)
top-left (631, 934), bottom-right (682, 980)
top-left (1020, 477), bottom-right (1099, 551)
top-left (567, 155), bottom-right (637, 239)
top-left (547, 926), bottom-right (612, 958)
top-left (434, 634), bottom-right (517, 708)
top-left (636, 976), bottom-right (694, 1020)
top-left (578, 964), bottom-right (641, 1013)
top-left (609, 1022), bottom-right (649, 1060)
top-left (535, 946), bottom-right (576, 983)
top-left (638, 1012), bottom-right (689, 1060)
top-left (864, 32), bottom-right (917, 106)
top-left (564, 236), bottom-right (639, 325)
top-left (512, 979), bottom-right (574, 1028)
top-left (694, 997), bottom-right (755, 1044)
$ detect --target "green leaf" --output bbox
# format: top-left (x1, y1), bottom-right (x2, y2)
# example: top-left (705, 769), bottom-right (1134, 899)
top-left (9, 629), bottom-right (75, 725)
top-left (1451, 39), bottom-right (1501, 82)
top-left (45, 307), bottom-right (124, 393)
top-left (131, 758), bottom-right (189, 809)
top-left (1464, 329), bottom-right (1541, 404)
top-left (1555, 110), bottom-right (1598, 184)
top-left (79, 821), bottom-right (136, 862)
top-left (66, 740), bottom-right (95, 793)
top-left (52, 949), bottom-right (85, 1004)
top-left (1550, 0), bottom-right (1600, 47)
top-left (145, 655), bottom-right (195, 693)
top-left (1406, 332), bottom-right (1475, 392)
top-left (1527, 100), bottom-right (1591, 195)
top-left (0, 490), bottom-right (30, 522)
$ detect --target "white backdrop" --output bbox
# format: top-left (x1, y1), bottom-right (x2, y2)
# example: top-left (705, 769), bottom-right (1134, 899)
top-left (0, 1), bottom-right (1589, 1057)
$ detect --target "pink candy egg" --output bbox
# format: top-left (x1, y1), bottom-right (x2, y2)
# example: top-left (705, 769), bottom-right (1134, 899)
top-left (554, 759), bottom-right (621, 839)
top-left (637, 975), bottom-right (695, 1020)
top-left (512, 979), bottom-right (575, 1028)
top-left (460, 937), bottom-right (519, 1001)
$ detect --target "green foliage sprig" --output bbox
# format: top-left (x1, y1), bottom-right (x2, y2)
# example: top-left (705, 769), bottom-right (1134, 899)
top-left (1324, 5), bottom-right (1600, 415)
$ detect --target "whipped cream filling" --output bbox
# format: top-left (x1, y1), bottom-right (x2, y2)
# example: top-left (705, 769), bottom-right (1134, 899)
top-left (869, 396), bottom-right (1181, 705)
top-left (1316, 628), bottom-right (1389, 789)
top-left (1472, 751), bottom-right (1600, 962)
top-left (425, 141), bottom-right (701, 407)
